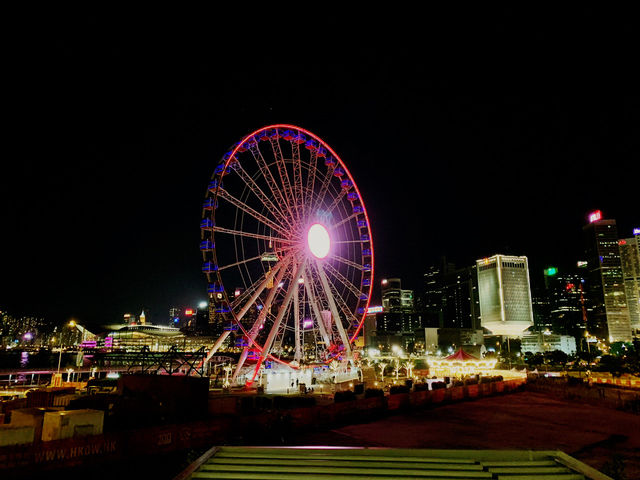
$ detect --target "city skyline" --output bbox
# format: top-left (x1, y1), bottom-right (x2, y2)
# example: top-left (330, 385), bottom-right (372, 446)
top-left (2, 18), bottom-right (639, 328)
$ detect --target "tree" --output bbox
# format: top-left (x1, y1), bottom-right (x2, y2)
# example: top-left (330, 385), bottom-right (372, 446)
top-left (598, 355), bottom-right (625, 377)
top-left (526, 352), bottom-right (544, 367)
top-left (377, 362), bottom-right (387, 381)
top-left (549, 349), bottom-right (568, 366)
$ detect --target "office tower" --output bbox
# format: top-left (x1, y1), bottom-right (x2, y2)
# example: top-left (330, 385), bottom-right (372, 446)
top-left (441, 265), bottom-right (481, 330)
top-left (400, 289), bottom-right (415, 311)
top-left (619, 231), bottom-right (640, 330)
top-left (531, 286), bottom-right (552, 333)
top-left (169, 307), bottom-right (181, 326)
top-left (582, 211), bottom-right (632, 342)
top-left (381, 278), bottom-right (402, 312)
top-left (422, 258), bottom-right (457, 325)
top-left (476, 254), bottom-right (534, 337)
top-left (542, 267), bottom-right (588, 338)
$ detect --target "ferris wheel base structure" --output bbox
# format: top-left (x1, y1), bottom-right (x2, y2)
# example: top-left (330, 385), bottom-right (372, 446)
top-left (233, 363), bottom-right (361, 393)
top-left (200, 125), bottom-right (374, 387)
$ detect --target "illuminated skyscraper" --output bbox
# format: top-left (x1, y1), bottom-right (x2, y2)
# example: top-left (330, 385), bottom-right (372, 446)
top-left (542, 267), bottom-right (588, 339)
top-left (476, 254), bottom-right (534, 337)
top-left (582, 212), bottom-right (632, 342)
top-left (619, 231), bottom-right (640, 330)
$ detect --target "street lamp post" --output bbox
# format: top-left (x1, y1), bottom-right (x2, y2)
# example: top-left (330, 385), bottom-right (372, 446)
top-left (57, 320), bottom-right (76, 373)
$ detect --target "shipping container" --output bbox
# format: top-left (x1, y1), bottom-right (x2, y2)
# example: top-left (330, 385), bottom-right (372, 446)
top-left (41, 409), bottom-right (104, 442)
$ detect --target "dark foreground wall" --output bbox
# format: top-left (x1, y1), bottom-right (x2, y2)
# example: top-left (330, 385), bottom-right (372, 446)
top-left (0, 378), bottom-right (525, 477)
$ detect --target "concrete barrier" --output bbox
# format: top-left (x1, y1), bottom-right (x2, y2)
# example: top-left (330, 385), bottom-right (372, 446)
top-left (431, 389), bottom-right (446, 404)
top-left (465, 384), bottom-right (479, 397)
top-left (387, 393), bottom-right (410, 411)
top-left (450, 386), bottom-right (464, 401)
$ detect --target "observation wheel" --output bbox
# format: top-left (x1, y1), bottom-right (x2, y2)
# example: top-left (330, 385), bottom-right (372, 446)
top-left (200, 125), bottom-right (373, 384)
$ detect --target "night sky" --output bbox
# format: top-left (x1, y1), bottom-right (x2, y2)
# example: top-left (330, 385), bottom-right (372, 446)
top-left (2, 11), bottom-right (638, 328)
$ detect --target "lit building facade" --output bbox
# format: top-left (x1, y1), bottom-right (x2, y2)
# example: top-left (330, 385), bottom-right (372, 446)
top-left (619, 232), bottom-right (640, 330)
top-left (476, 255), bottom-right (534, 337)
top-left (381, 278), bottom-right (401, 312)
top-left (582, 213), bottom-right (632, 342)
top-left (521, 332), bottom-right (577, 355)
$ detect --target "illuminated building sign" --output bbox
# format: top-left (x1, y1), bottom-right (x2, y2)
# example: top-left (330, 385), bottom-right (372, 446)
top-left (634, 228), bottom-right (640, 235)
top-left (367, 306), bottom-right (383, 314)
top-left (619, 240), bottom-right (627, 246)
top-left (577, 261), bottom-right (588, 268)
top-left (588, 210), bottom-right (602, 223)
top-left (544, 267), bottom-right (558, 276)
top-left (185, 309), bottom-right (194, 316)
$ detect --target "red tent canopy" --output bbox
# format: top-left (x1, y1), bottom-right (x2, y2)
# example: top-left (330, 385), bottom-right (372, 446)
top-left (444, 348), bottom-right (479, 362)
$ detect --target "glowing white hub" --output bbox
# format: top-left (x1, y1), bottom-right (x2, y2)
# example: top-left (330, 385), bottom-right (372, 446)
top-left (307, 223), bottom-right (330, 259)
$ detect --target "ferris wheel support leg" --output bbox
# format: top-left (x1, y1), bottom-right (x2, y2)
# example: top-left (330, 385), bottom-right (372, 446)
top-left (236, 252), bottom-right (292, 321)
top-left (232, 258), bottom-right (292, 382)
top-left (315, 260), bottom-right (353, 361)
top-left (260, 260), bottom-right (306, 364)
top-left (232, 347), bottom-right (249, 383)
top-left (302, 267), bottom-right (332, 347)
top-left (294, 276), bottom-right (301, 363)
top-left (202, 330), bottom-right (231, 368)
top-left (247, 356), bottom-right (265, 386)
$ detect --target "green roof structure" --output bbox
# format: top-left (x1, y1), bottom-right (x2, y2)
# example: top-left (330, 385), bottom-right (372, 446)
top-left (176, 446), bottom-right (611, 480)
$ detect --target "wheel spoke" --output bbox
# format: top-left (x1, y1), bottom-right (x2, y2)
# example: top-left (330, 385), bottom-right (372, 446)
top-left (217, 188), bottom-right (291, 239)
top-left (310, 163), bottom-right (336, 213)
top-left (269, 134), bottom-right (296, 219)
top-left (229, 158), bottom-right (294, 230)
top-left (213, 226), bottom-right (295, 244)
top-left (219, 246), bottom-right (292, 272)
top-left (325, 188), bottom-right (349, 215)
top-left (247, 141), bottom-right (296, 226)
top-left (324, 262), bottom-right (362, 299)
top-left (326, 274), bottom-right (359, 328)
top-left (304, 149), bottom-right (319, 218)
top-left (291, 139), bottom-right (304, 221)
top-left (330, 254), bottom-right (365, 271)
top-left (331, 212), bottom-right (358, 230)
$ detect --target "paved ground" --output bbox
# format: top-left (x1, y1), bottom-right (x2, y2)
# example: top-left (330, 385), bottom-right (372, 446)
top-left (289, 391), bottom-right (640, 478)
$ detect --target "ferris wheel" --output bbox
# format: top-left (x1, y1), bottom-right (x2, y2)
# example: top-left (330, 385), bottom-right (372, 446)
top-left (200, 125), bottom-right (373, 383)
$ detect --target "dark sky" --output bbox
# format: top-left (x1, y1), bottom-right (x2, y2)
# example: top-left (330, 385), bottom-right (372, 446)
top-left (2, 11), bottom-right (638, 327)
